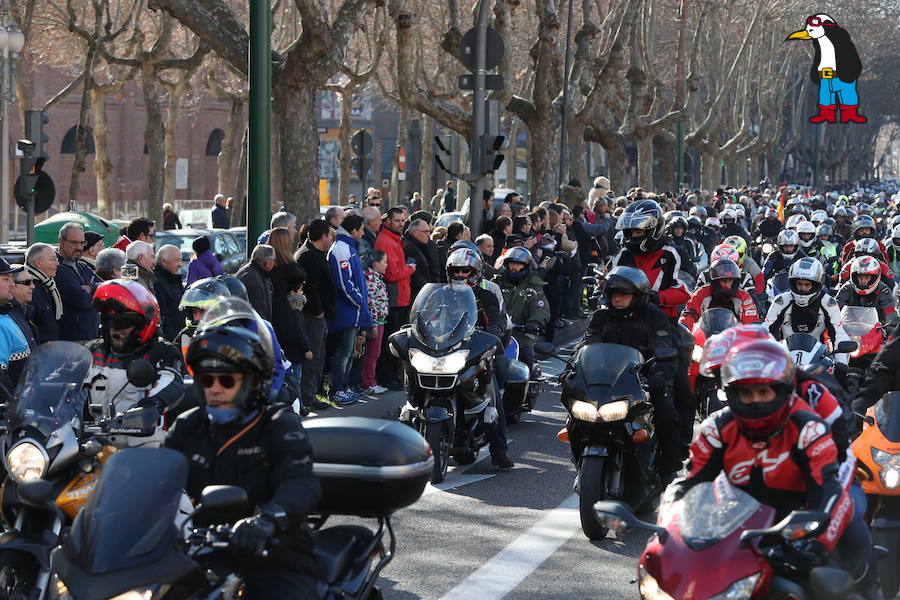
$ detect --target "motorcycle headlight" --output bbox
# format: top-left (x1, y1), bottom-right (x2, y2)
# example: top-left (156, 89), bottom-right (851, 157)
top-left (409, 348), bottom-right (469, 374)
top-left (108, 590), bottom-right (153, 600)
top-left (6, 440), bottom-right (48, 482)
top-left (571, 400), bottom-right (599, 422)
top-left (598, 400), bottom-right (629, 422)
top-left (708, 572), bottom-right (761, 600)
top-left (692, 344), bottom-right (704, 363)
top-left (638, 565), bottom-right (674, 600)
top-left (872, 448), bottom-right (900, 490)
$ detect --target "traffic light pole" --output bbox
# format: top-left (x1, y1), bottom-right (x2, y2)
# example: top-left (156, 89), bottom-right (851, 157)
top-left (247, 0), bottom-right (271, 255)
top-left (469, 0), bottom-right (490, 238)
top-left (1, 49), bottom-right (8, 244)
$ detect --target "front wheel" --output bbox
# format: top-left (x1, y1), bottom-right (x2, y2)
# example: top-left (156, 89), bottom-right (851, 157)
top-left (872, 527), bottom-right (900, 599)
top-left (424, 422), bottom-right (450, 484)
top-left (578, 455), bottom-right (609, 540)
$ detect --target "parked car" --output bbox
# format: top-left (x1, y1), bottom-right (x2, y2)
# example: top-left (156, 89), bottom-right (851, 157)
top-left (154, 229), bottom-right (244, 281)
top-left (228, 226), bottom-right (247, 252)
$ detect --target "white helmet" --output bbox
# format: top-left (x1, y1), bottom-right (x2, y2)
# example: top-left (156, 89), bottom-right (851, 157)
top-left (796, 221), bottom-right (817, 248)
top-left (734, 204), bottom-right (747, 218)
top-left (776, 229), bottom-right (801, 260)
top-left (788, 257), bottom-right (825, 307)
top-left (720, 209), bottom-right (736, 224)
top-left (810, 210), bottom-right (828, 225)
top-left (892, 224), bottom-right (900, 249)
top-left (786, 214), bottom-right (807, 230)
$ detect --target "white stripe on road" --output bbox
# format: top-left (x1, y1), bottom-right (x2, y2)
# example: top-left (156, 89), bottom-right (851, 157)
top-left (439, 494), bottom-right (580, 600)
top-left (424, 473), bottom-right (496, 496)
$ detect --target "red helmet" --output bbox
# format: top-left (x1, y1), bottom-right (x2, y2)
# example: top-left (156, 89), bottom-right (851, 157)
top-left (720, 339), bottom-right (795, 441)
top-left (850, 255), bottom-right (881, 295)
top-left (93, 279), bottom-right (160, 354)
top-left (699, 324), bottom-right (773, 377)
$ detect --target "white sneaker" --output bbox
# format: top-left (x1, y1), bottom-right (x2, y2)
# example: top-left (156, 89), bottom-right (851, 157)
top-left (371, 385), bottom-right (388, 394)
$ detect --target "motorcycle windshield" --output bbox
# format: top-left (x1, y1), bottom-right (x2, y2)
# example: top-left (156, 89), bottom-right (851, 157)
top-left (6, 341), bottom-right (92, 437)
top-left (678, 478), bottom-right (761, 546)
top-left (891, 261), bottom-right (900, 280)
top-left (841, 306), bottom-right (880, 337)
top-left (577, 344), bottom-right (643, 388)
top-left (876, 392), bottom-right (900, 443)
top-left (697, 308), bottom-right (738, 336)
top-left (785, 333), bottom-right (825, 366)
top-left (770, 271), bottom-right (789, 294)
top-left (410, 283), bottom-right (478, 351)
top-left (76, 448), bottom-right (187, 573)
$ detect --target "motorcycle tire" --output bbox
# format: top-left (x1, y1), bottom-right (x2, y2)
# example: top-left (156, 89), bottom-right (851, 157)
top-left (872, 527), bottom-right (899, 599)
top-left (578, 455), bottom-right (609, 541)
top-left (425, 422), bottom-right (450, 484)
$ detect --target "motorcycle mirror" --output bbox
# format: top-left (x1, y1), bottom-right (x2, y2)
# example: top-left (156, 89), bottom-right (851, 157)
top-left (18, 479), bottom-right (57, 510)
top-left (199, 485), bottom-right (249, 512)
top-left (594, 500), bottom-right (668, 543)
top-left (127, 359), bottom-right (157, 388)
top-left (836, 341), bottom-right (858, 354)
top-left (654, 348), bottom-right (678, 362)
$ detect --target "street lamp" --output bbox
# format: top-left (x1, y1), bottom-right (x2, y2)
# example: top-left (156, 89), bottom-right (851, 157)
top-left (0, 16), bottom-right (24, 244)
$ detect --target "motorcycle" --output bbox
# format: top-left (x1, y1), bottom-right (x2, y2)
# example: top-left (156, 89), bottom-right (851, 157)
top-left (688, 308), bottom-right (739, 419)
top-left (535, 340), bottom-right (674, 540)
top-left (502, 335), bottom-right (536, 426)
top-left (390, 283), bottom-right (504, 483)
top-left (48, 417), bottom-right (433, 600)
top-left (0, 342), bottom-right (160, 600)
top-left (784, 333), bottom-right (836, 370)
top-left (582, 263), bottom-right (604, 312)
top-left (766, 270), bottom-right (790, 304)
top-left (596, 478), bottom-right (870, 600)
top-left (841, 305), bottom-right (885, 395)
top-left (852, 391), bottom-right (900, 598)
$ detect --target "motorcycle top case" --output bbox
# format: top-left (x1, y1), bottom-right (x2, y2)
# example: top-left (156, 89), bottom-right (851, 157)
top-left (305, 417), bottom-right (433, 517)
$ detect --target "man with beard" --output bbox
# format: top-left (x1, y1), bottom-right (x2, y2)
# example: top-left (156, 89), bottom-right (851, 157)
top-left (55, 222), bottom-right (100, 342)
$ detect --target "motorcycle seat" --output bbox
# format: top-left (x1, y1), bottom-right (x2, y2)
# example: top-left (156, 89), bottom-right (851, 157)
top-left (313, 525), bottom-right (375, 584)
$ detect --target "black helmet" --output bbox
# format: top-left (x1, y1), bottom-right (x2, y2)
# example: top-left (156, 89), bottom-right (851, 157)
top-left (216, 275), bottom-right (249, 302)
top-left (501, 246), bottom-right (533, 282)
top-left (851, 215), bottom-right (877, 240)
top-left (603, 266), bottom-right (650, 316)
top-left (616, 200), bottom-right (665, 253)
top-left (666, 215), bottom-right (688, 236)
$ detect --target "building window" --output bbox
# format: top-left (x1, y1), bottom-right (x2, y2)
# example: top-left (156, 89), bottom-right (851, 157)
top-left (206, 129), bottom-right (225, 156)
top-left (60, 125), bottom-right (95, 154)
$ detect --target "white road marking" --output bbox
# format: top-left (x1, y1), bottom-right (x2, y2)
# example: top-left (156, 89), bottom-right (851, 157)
top-left (424, 473), bottom-right (496, 496)
top-left (439, 493), bottom-right (580, 600)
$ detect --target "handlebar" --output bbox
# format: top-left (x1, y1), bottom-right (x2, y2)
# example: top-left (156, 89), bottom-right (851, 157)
top-left (186, 525), bottom-right (273, 558)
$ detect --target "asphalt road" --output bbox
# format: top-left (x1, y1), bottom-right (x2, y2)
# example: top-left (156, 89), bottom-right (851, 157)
top-left (307, 320), bottom-right (652, 600)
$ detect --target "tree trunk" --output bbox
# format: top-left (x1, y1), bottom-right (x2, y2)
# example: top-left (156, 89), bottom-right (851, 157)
top-left (505, 118), bottom-right (518, 188)
top-left (68, 46), bottom-right (97, 208)
top-left (218, 97), bottom-right (244, 198)
top-left (635, 133), bottom-right (653, 191)
top-left (273, 76), bottom-right (319, 224)
top-left (231, 124), bottom-right (249, 227)
top-left (725, 157), bottom-right (738, 188)
top-left (420, 115), bottom-right (434, 209)
top-left (90, 88), bottom-right (113, 218)
top-left (567, 119), bottom-right (587, 192)
top-left (141, 63), bottom-right (166, 223)
top-left (699, 148), bottom-right (719, 191)
top-left (602, 138), bottom-right (627, 198)
top-left (338, 89), bottom-right (353, 206)
top-left (655, 132), bottom-right (675, 194)
top-left (526, 117), bottom-right (555, 204)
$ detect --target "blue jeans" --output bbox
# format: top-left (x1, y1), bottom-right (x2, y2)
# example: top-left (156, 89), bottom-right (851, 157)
top-left (329, 327), bottom-right (358, 393)
top-left (818, 78), bottom-right (859, 105)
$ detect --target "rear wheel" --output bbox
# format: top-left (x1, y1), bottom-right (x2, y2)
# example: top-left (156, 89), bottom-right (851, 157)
top-left (578, 455), bottom-right (609, 540)
top-left (872, 527), bottom-right (899, 599)
top-left (424, 422), bottom-right (450, 483)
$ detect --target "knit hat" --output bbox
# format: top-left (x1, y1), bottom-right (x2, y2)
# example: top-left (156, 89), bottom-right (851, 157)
top-left (192, 236), bottom-right (211, 255)
top-left (84, 231), bottom-right (103, 252)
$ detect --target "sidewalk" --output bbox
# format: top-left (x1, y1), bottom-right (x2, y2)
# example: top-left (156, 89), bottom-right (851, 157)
top-left (306, 315), bottom-right (590, 420)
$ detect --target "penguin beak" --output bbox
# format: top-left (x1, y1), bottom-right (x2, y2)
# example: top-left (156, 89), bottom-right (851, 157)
top-left (786, 29), bottom-right (812, 40)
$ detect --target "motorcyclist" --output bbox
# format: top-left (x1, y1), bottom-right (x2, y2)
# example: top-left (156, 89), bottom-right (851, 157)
top-left (176, 277), bottom-right (232, 360)
top-left (833, 206), bottom-right (852, 241)
top-left (764, 257), bottom-right (851, 365)
top-left (165, 318), bottom-right (321, 599)
top-left (838, 238), bottom-right (895, 289)
top-left (796, 221), bottom-right (826, 261)
top-left (763, 229), bottom-right (807, 279)
top-left (666, 215), bottom-right (698, 280)
top-left (841, 215), bottom-right (888, 264)
top-left (816, 224), bottom-right (839, 260)
top-left (671, 340), bottom-right (878, 598)
top-left (836, 256), bottom-right (897, 326)
top-left (884, 224), bottom-right (900, 273)
top-left (704, 217), bottom-right (723, 246)
top-left (581, 266), bottom-right (681, 482)
top-left (493, 247), bottom-right (550, 370)
top-left (680, 259), bottom-right (759, 329)
top-left (722, 235), bottom-right (764, 298)
top-left (719, 208), bottom-right (750, 242)
top-left (446, 247), bottom-right (514, 469)
top-left (86, 279), bottom-right (184, 447)
top-left (686, 213), bottom-right (717, 255)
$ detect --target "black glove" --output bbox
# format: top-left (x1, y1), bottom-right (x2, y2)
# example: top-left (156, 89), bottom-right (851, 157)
top-left (229, 514), bottom-right (276, 557)
top-left (781, 539), bottom-right (827, 575)
top-left (523, 322), bottom-right (543, 335)
top-left (648, 290), bottom-right (661, 307)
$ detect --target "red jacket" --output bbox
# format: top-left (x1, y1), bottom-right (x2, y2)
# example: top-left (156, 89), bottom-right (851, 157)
top-left (682, 399), bottom-right (853, 552)
top-left (375, 225), bottom-right (416, 307)
top-left (838, 258), bottom-right (894, 283)
top-left (612, 245), bottom-right (690, 318)
top-left (841, 239), bottom-right (888, 264)
top-left (679, 285), bottom-right (759, 329)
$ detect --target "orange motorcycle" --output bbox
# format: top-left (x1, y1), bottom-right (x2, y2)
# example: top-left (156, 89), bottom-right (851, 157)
top-left (851, 390), bottom-right (900, 598)
top-left (0, 342), bottom-right (160, 599)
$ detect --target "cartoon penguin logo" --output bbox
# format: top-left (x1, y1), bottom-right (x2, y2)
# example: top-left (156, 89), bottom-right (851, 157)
top-left (786, 14), bottom-right (866, 124)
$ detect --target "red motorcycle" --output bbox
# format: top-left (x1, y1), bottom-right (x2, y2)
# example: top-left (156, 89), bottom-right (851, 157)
top-left (841, 305), bottom-right (885, 395)
top-left (595, 477), bottom-right (868, 599)
top-left (688, 308), bottom-right (738, 418)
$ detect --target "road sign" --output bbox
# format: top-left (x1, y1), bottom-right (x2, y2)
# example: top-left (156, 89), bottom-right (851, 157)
top-left (398, 147), bottom-right (407, 171)
top-left (351, 130), bottom-right (374, 157)
top-left (352, 157), bottom-right (373, 179)
top-left (459, 74), bottom-right (504, 91)
top-left (459, 27), bottom-right (505, 72)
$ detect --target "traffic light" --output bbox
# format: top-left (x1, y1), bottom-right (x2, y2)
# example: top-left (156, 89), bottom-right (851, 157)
top-left (480, 134), bottom-right (505, 174)
top-left (434, 134), bottom-right (459, 175)
top-left (24, 110), bottom-right (49, 159)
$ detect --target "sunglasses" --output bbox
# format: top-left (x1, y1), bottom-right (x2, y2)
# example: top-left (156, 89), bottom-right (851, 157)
top-left (449, 267), bottom-right (474, 275)
top-left (370, 203), bottom-right (381, 207)
top-left (14, 279), bottom-right (34, 286)
top-left (199, 374), bottom-right (241, 389)
top-left (101, 312), bottom-right (144, 330)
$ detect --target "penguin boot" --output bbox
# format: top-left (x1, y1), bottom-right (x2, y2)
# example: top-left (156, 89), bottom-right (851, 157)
top-left (840, 105), bottom-right (868, 123)
top-left (809, 104), bottom-right (838, 123)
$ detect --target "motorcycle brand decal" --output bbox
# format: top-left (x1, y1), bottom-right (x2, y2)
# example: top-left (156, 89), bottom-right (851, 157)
top-left (809, 437), bottom-right (830, 457)
top-left (728, 450), bottom-right (790, 485)
top-left (825, 494), bottom-right (852, 544)
top-left (805, 383), bottom-right (823, 408)
top-left (699, 420), bottom-right (722, 448)
top-left (694, 439), bottom-right (709, 455)
top-left (236, 446), bottom-right (263, 455)
top-left (797, 420), bottom-right (827, 449)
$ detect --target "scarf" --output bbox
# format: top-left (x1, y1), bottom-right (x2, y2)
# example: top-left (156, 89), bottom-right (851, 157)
top-left (26, 263), bottom-right (63, 320)
top-left (80, 256), bottom-right (96, 270)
